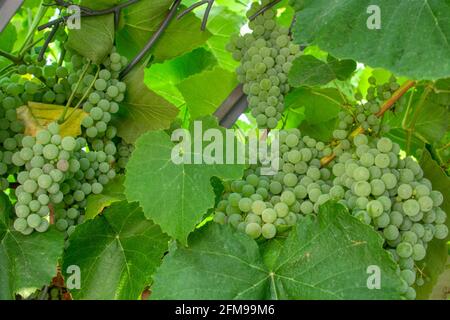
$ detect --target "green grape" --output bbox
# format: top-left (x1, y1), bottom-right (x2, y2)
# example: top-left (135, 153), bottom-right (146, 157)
top-left (43, 144), bottom-right (59, 160)
top-left (251, 200), bottom-right (266, 215)
top-left (37, 174), bottom-right (52, 189)
top-left (245, 222), bottom-right (262, 239)
top-left (434, 224), bottom-right (449, 239)
top-left (27, 214), bottom-right (41, 228)
top-left (403, 199), bottom-right (420, 217)
top-left (398, 184), bottom-right (413, 199)
top-left (383, 225), bottom-right (399, 241)
top-left (274, 202), bottom-right (289, 218)
top-left (353, 181), bottom-right (371, 197)
top-left (14, 218), bottom-right (28, 232)
top-left (412, 243), bottom-right (426, 261)
top-left (261, 223), bottom-right (276, 239)
top-left (262, 208), bottom-right (277, 223)
top-left (397, 242), bottom-right (413, 258)
top-left (400, 269), bottom-right (416, 286)
top-left (374, 154), bottom-right (390, 168)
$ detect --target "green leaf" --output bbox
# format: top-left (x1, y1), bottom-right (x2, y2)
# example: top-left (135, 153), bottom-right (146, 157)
top-left (327, 55), bottom-right (357, 81)
top-left (80, 0), bottom-right (121, 10)
top-left (147, 48), bottom-right (218, 85)
top-left (62, 201), bottom-right (169, 300)
top-left (117, 1), bottom-right (211, 63)
top-left (289, 55), bottom-right (335, 87)
top-left (67, 15), bottom-right (114, 64)
top-left (415, 150), bottom-right (450, 300)
top-left (0, 193), bottom-right (64, 300)
top-left (115, 61), bottom-right (179, 144)
top-left (270, 202), bottom-right (401, 299)
top-left (292, 0), bottom-right (450, 80)
top-left (177, 67), bottom-right (238, 119)
top-left (151, 223), bottom-right (269, 299)
top-left (151, 202), bottom-right (403, 299)
top-left (144, 47), bottom-right (218, 108)
top-left (125, 116), bottom-right (245, 245)
top-left (384, 87), bottom-right (449, 154)
top-left (85, 175), bottom-right (126, 220)
top-left (0, 23), bottom-right (17, 52)
top-left (205, 7), bottom-right (245, 71)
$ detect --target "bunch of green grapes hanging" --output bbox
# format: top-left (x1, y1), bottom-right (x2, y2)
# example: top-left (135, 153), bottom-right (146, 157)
top-left (0, 45), bottom-right (131, 237)
top-left (226, 0), bottom-right (300, 129)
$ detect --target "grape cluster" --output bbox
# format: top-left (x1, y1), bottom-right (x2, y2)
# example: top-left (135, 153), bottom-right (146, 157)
top-left (214, 128), bottom-right (334, 239)
top-left (332, 133), bottom-right (447, 299)
top-left (215, 127), bottom-right (447, 299)
top-left (226, 1), bottom-right (300, 129)
top-left (6, 48), bottom-right (131, 237)
top-left (0, 54), bottom-right (73, 190)
top-left (12, 122), bottom-right (82, 234)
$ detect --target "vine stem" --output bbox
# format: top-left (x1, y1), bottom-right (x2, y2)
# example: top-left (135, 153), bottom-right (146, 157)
top-left (64, 67), bottom-right (100, 122)
top-left (0, 49), bottom-right (22, 64)
top-left (320, 80), bottom-right (417, 167)
top-left (119, 0), bottom-right (182, 79)
top-left (19, 2), bottom-right (49, 56)
top-left (249, 0), bottom-right (282, 21)
top-left (38, 0), bottom-right (140, 30)
top-left (59, 61), bottom-right (91, 123)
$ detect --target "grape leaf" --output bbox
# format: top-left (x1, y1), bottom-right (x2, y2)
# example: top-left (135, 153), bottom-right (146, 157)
top-left (62, 201), bottom-right (169, 300)
top-left (115, 61), bottom-right (179, 144)
top-left (125, 116), bottom-right (245, 244)
top-left (205, 7), bottom-right (244, 71)
top-left (17, 102), bottom-right (87, 137)
top-left (177, 67), bottom-right (238, 120)
top-left (117, 0), bottom-right (210, 63)
top-left (289, 55), bottom-right (356, 87)
top-left (80, 0), bottom-right (121, 10)
top-left (0, 193), bottom-right (64, 300)
top-left (67, 14), bottom-right (114, 64)
top-left (147, 48), bottom-right (218, 85)
top-left (85, 175), bottom-right (126, 220)
top-left (151, 202), bottom-right (403, 299)
top-left (292, 0), bottom-right (450, 80)
top-left (415, 150), bottom-right (450, 300)
top-left (384, 87), bottom-right (449, 153)
top-left (151, 223), bottom-right (269, 299)
top-left (145, 48), bottom-right (218, 108)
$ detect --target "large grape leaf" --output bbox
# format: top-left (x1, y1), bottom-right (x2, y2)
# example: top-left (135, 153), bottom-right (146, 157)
top-left (62, 201), bottom-right (169, 300)
top-left (0, 193), bottom-right (64, 300)
top-left (151, 202), bottom-right (403, 299)
top-left (125, 116), bottom-right (245, 245)
top-left (67, 14), bottom-right (114, 64)
top-left (292, 0), bottom-right (450, 80)
top-left (115, 61), bottom-right (179, 144)
top-left (116, 0), bottom-right (210, 63)
top-left (415, 150), bottom-right (450, 300)
top-left (177, 67), bottom-right (238, 119)
top-left (285, 87), bottom-right (343, 141)
top-left (205, 7), bottom-right (244, 71)
top-left (145, 48), bottom-right (218, 108)
top-left (289, 55), bottom-right (356, 87)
